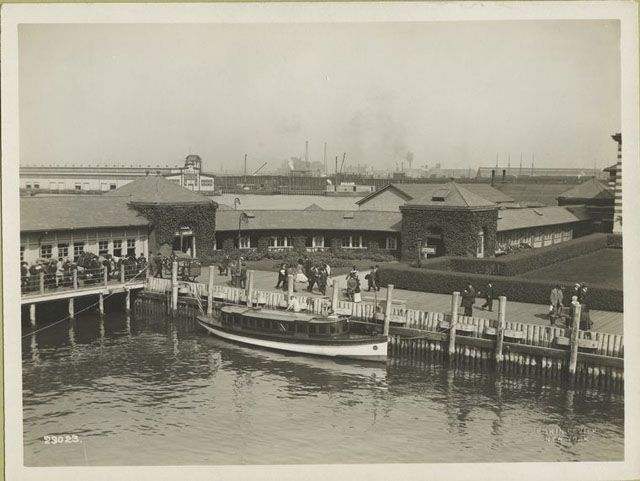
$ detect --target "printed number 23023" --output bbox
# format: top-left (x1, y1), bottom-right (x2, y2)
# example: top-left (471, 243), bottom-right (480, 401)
top-left (43, 435), bottom-right (80, 444)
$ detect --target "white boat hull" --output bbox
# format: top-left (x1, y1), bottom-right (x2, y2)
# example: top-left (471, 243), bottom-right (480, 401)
top-left (198, 320), bottom-right (387, 362)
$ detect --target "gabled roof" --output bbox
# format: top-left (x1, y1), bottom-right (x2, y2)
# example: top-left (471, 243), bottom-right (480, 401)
top-left (557, 178), bottom-right (614, 201)
top-left (402, 182), bottom-right (497, 209)
top-left (497, 205), bottom-right (591, 232)
top-left (303, 203), bottom-right (324, 211)
top-left (103, 175), bottom-right (214, 206)
top-left (603, 164), bottom-right (618, 173)
top-left (216, 210), bottom-right (401, 232)
top-left (493, 183), bottom-right (572, 206)
top-left (356, 182), bottom-right (514, 207)
top-left (21, 196), bottom-right (149, 232)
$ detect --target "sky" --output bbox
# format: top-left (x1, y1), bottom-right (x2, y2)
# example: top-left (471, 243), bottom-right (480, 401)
top-left (19, 20), bottom-right (621, 173)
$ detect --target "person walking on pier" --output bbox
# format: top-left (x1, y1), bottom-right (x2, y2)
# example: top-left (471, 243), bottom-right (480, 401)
top-left (366, 266), bottom-right (378, 292)
top-left (275, 263), bottom-right (286, 288)
top-left (317, 266), bottom-right (328, 296)
top-left (549, 284), bottom-right (564, 325)
top-left (480, 282), bottom-right (494, 312)
top-left (153, 252), bottom-right (163, 278)
top-left (307, 265), bottom-right (318, 293)
top-left (461, 283), bottom-right (476, 316)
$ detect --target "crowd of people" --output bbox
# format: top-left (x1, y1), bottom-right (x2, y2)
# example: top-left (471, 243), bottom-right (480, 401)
top-left (549, 282), bottom-right (592, 332)
top-left (20, 252), bottom-right (147, 291)
top-left (276, 257), bottom-right (332, 296)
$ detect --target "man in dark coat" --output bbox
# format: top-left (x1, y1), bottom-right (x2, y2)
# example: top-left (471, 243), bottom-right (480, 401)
top-left (480, 282), bottom-right (494, 312)
top-left (461, 283), bottom-right (476, 317)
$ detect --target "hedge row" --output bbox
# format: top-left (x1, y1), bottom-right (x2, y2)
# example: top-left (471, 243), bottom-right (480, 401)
top-left (379, 264), bottom-right (623, 312)
top-left (607, 233), bottom-right (623, 249)
top-left (202, 249), bottom-right (398, 266)
top-left (412, 233), bottom-right (611, 277)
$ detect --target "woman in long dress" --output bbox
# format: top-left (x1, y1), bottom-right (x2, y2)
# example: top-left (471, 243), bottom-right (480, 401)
top-left (295, 262), bottom-right (308, 284)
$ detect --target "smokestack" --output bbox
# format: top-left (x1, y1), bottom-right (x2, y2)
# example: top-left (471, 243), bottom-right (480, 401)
top-left (491, 169), bottom-right (495, 186)
top-left (501, 169), bottom-right (506, 183)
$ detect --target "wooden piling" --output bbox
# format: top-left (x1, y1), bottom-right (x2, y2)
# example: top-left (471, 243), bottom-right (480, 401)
top-left (383, 284), bottom-right (394, 336)
top-left (568, 303), bottom-right (582, 378)
top-left (29, 303), bottom-right (36, 327)
top-left (68, 298), bottom-right (75, 319)
top-left (287, 274), bottom-right (294, 301)
top-left (171, 261), bottom-right (179, 313)
top-left (207, 267), bottom-right (214, 315)
top-left (39, 272), bottom-right (45, 294)
top-left (125, 288), bottom-right (131, 312)
top-left (448, 291), bottom-right (460, 357)
top-left (246, 270), bottom-right (255, 307)
top-left (495, 296), bottom-right (507, 363)
top-left (98, 293), bottom-right (104, 315)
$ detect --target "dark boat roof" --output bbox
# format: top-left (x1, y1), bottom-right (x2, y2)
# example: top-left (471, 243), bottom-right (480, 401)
top-left (221, 305), bottom-right (340, 323)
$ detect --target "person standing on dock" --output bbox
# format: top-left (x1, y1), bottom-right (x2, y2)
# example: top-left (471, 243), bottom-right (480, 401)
top-left (153, 252), bottom-right (163, 278)
top-left (549, 284), bottom-right (564, 325)
top-left (275, 263), bottom-right (286, 288)
top-left (461, 283), bottom-right (475, 316)
top-left (317, 266), bottom-right (328, 296)
top-left (480, 282), bottom-right (494, 312)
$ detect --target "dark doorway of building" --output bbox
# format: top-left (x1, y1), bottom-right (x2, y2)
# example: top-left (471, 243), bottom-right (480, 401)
top-left (422, 227), bottom-right (444, 259)
top-left (173, 227), bottom-right (195, 257)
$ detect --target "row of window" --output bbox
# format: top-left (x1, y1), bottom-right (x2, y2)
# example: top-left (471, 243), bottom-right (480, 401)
top-left (235, 235), bottom-right (398, 250)
top-left (23, 182), bottom-right (117, 191)
top-left (21, 239), bottom-right (137, 262)
top-left (497, 229), bottom-right (572, 248)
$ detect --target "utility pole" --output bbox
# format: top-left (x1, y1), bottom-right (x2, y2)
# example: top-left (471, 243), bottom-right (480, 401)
top-left (324, 142), bottom-right (327, 175)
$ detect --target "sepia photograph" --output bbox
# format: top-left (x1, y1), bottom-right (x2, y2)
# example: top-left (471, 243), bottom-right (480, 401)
top-left (2, 2), bottom-right (639, 480)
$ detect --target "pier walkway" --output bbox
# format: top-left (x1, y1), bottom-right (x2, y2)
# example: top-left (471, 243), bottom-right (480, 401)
top-left (195, 267), bottom-right (623, 335)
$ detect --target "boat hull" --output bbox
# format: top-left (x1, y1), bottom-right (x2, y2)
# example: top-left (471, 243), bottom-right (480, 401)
top-left (198, 319), bottom-right (387, 363)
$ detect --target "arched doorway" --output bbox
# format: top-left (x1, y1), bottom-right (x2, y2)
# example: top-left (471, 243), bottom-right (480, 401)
top-left (421, 226), bottom-right (444, 259)
top-left (476, 228), bottom-right (485, 258)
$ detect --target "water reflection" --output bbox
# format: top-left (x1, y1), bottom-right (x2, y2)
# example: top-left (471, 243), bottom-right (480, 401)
top-left (21, 311), bottom-right (625, 466)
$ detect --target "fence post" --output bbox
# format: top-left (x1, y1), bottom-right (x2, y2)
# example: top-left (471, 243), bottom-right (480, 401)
top-left (384, 284), bottom-right (394, 336)
top-left (287, 274), bottom-right (294, 301)
top-left (568, 303), bottom-right (582, 378)
top-left (171, 261), bottom-right (178, 313)
top-left (73, 269), bottom-right (78, 289)
top-left (104, 266), bottom-right (108, 286)
top-left (39, 271), bottom-right (45, 294)
top-left (207, 266), bottom-right (214, 315)
top-left (448, 292), bottom-right (460, 357)
top-left (29, 303), bottom-right (36, 327)
top-left (331, 278), bottom-right (340, 312)
top-left (246, 270), bottom-right (255, 307)
top-left (495, 296), bottom-right (507, 364)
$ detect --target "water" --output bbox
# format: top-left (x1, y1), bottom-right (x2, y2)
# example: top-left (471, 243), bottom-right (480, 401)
top-left (22, 308), bottom-right (624, 466)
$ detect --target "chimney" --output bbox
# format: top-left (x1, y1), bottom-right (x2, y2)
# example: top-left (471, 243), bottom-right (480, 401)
top-left (490, 169), bottom-right (496, 186)
top-left (501, 169), bottom-right (506, 183)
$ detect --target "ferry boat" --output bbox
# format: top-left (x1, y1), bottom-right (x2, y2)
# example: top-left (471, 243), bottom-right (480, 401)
top-left (197, 305), bottom-right (388, 363)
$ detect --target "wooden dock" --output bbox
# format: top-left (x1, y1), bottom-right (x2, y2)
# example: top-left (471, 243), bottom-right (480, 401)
top-left (136, 269), bottom-right (624, 391)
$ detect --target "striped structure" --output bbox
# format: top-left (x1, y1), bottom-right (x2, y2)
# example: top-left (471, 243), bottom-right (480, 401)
top-left (611, 133), bottom-right (622, 234)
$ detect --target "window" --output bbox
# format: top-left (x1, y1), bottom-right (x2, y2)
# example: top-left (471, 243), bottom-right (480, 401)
top-left (553, 231), bottom-right (562, 244)
top-left (40, 244), bottom-right (52, 259)
top-left (268, 236), bottom-right (291, 248)
top-left (49, 182), bottom-right (57, 190)
top-left (562, 230), bottom-right (572, 242)
top-left (33, 183), bottom-right (40, 189)
top-left (58, 182), bottom-right (64, 190)
top-left (100, 183), bottom-right (109, 191)
top-left (75, 183), bottom-right (82, 191)
top-left (476, 229), bottom-right (485, 258)
top-left (342, 235), bottom-right (364, 249)
top-left (212, 237), bottom-right (218, 251)
top-left (25, 184), bottom-right (32, 189)
top-left (73, 242), bottom-right (84, 261)
top-left (98, 240), bottom-right (109, 256)
top-left (312, 236), bottom-right (324, 248)
top-left (83, 183), bottom-right (90, 190)
top-left (113, 240), bottom-right (122, 257)
top-left (57, 243), bottom-right (69, 260)
top-left (110, 184), bottom-right (117, 190)
top-left (239, 235), bottom-right (251, 249)
top-left (200, 179), bottom-right (214, 187)
top-left (127, 239), bottom-right (136, 257)
top-left (385, 237), bottom-right (397, 250)
top-left (20, 246), bottom-right (25, 262)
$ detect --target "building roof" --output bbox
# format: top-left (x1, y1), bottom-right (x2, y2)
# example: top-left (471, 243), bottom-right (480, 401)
top-left (103, 175), bottom-right (214, 206)
top-left (356, 182), bottom-right (514, 207)
top-left (21, 196), bottom-right (149, 232)
top-left (493, 183), bottom-right (574, 206)
top-left (497, 205), bottom-right (591, 232)
top-left (214, 193), bottom-right (361, 211)
top-left (216, 210), bottom-right (402, 232)
top-left (402, 182), bottom-right (497, 209)
top-left (303, 203), bottom-right (324, 211)
top-left (557, 178), bottom-right (614, 201)
top-left (603, 163), bottom-right (618, 173)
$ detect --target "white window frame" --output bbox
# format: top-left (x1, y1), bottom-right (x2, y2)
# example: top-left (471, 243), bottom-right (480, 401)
top-left (113, 239), bottom-right (123, 257)
top-left (73, 242), bottom-right (85, 261)
top-left (239, 235), bottom-right (251, 249)
top-left (385, 236), bottom-right (397, 250)
top-left (312, 235), bottom-right (325, 248)
top-left (40, 244), bottom-right (53, 259)
top-left (57, 243), bottom-right (69, 260)
top-left (98, 240), bottom-right (109, 256)
top-left (126, 239), bottom-right (136, 256)
top-left (342, 235), bottom-right (364, 249)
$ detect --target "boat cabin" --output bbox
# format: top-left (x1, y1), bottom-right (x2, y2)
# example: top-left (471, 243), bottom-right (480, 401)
top-left (218, 305), bottom-right (351, 339)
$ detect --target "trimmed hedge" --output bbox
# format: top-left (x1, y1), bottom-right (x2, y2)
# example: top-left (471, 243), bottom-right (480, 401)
top-left (607, 234), bottom-right (622, 249)
top-left (379, 264), bottom-right (623, 312)
top-left (410, 233), bottom-right (611, 277)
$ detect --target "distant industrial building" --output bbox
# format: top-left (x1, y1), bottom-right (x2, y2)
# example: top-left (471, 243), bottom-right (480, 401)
top-left (476, 166), bottom-right (607, 180)
top-left (19, 154), bottom-right (216, 193)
